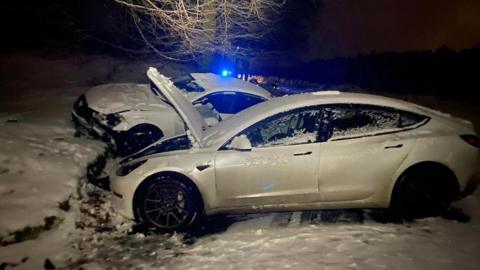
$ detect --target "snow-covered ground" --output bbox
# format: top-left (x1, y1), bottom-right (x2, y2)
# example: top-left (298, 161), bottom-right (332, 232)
top-left (0, 53), bottom-right (186, 269)
top-left (65, 189), bottom-right (480, 270)
top-left (0, 55), bottom-right (109, 268)
top-left (1, 53), bottom-right (479, 269)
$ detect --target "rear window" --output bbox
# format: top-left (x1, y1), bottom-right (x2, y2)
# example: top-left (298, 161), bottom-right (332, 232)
top-left (400, 111), bottom-right (428, 128)
top-left (325, 104), bottom-right (428, 139)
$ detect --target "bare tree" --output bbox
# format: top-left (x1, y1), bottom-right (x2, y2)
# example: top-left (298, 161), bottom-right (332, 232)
top-left (113, 0), bottom-right (286, 61)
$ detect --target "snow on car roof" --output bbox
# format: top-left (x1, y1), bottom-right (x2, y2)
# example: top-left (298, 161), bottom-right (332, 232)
top-left (190, 73), bottom-right (272, 99)
top-left (202, 92), bottom-right (431, 147)
top-left (311, 90), bottom-right (341, 95)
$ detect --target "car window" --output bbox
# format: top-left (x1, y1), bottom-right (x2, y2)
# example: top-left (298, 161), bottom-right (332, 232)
top-left (325, 104), bottom-right (427, 139)
top-left (235, 107), bottom-right (321, 148)
top-left (173, 75), bottom-right (205, 92)
top-left (233, 93), bottom-right (266, 113)
top-left (400, 111), bottom-right (428, 128)
top-left (325, 105), bottom-right (400, 138)
top-left (195, 92), bottom-right (238, 114)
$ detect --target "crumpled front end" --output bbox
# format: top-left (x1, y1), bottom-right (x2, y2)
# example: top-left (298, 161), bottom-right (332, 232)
top-left (71, 94), bottom-right (118, 144)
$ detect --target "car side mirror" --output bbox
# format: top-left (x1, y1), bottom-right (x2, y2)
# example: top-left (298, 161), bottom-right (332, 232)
top-left (229, 135), bottom-right (252, 151)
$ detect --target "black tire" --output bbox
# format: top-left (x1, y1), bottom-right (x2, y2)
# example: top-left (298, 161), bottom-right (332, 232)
top-left (117, 125), bottom-right (163, 156)
top-left (390, 167), bottom-right (457, 219)
top-left (133, 175), bottom-right (204, 231)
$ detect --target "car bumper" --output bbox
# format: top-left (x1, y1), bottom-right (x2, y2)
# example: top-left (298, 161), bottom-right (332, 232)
top-left (72, 112), bottom-right (119, 151)
top-left (72, 95), bottom-right (111, 136)
top-left (460, 175), bottom-right (480, 198)
top-left (110, 171), bottom-right (146, 220)
top-left (72, 111), bottom-right (107, 137)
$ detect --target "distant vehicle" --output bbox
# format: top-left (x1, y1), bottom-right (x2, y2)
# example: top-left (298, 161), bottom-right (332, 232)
top-left (72, 71), bottom-right (271, 156)
top-left (110, 67), bottom-right (479, 231)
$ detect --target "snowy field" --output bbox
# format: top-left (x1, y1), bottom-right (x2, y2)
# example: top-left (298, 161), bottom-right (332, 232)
top-left (0, 53), bottom-right (479, 269)
top-left (66, 191), bottom-right (480, 270)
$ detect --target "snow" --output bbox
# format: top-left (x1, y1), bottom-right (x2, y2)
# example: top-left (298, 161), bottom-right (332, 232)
top-left (0, 89), bottom-right (106, 268)
top-left (172, 214), bottom-right (480, 270)
top-left (84, 83), bottom-right (155, 115)
top-left (311, 90), bottom-right (341, 95)
top-left (0, 121), bottom-right (104, 237)
top-left (67, 190), bottom-right (480, 270)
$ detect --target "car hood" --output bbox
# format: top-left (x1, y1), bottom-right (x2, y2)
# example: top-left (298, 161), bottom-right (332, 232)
top-left (85, 83), bottom-right (169, 114)
top-left (147, 67), bottom-right (208, 147)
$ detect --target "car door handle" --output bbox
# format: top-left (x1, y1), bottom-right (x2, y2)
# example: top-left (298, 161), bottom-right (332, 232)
top-left (196, 164), bottom-right (211, 171)
top-left (384, 144), bottom-right (403, 149)
top-left (293, 151), bottom-right (312, 156)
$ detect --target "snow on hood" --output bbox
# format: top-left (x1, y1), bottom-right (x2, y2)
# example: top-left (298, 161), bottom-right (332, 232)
top-left (85, 83), bottom-right (169, 114)
top-left (147, 67), bottom-right (208, 147)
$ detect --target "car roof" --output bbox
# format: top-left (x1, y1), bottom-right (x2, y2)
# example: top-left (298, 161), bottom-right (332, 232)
top-left (190, 73), bottom-right (272, 99)
top-left (202, 91), bottom-right (440, 147)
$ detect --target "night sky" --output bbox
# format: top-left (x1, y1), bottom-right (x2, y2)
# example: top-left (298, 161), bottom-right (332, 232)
top-left (306, 0), bottom-right (480, 59)
top-left (2, 0), bottom-right (480, 60)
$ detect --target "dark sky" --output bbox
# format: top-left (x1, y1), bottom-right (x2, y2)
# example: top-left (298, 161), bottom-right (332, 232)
top-left (2, 0), bottom-right (480, 60)
top-left (306, 0), bottom-right (480, 59)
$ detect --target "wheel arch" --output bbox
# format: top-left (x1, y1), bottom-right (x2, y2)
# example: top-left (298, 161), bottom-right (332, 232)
top-left (128, 123), bottom-right (163, 136)
top-left (113, 111), bottom-right (173, 136)
top-left (132, 170), bottom-right (206, 221)
top-left (389, 161), bottom-right (460, 206)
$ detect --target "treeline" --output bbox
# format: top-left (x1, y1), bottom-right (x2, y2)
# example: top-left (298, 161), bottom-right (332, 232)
top-left (262, 46), bottom-right (480, 98)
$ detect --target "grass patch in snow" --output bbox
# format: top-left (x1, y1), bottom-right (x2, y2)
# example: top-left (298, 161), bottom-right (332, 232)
top-left (0, 216), bottom-right (60, 246)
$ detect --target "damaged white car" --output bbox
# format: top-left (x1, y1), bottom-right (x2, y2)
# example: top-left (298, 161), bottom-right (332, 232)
top-left (72, 70), bottom-right (271, 156)
top-left (111, 68), bottom-right (479, 231)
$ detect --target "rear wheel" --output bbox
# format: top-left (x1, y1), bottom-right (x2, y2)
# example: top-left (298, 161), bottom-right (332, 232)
top-left (134, 176), bottom-right (203, 231)
top-left (390, 166), bottom-right (457, 219)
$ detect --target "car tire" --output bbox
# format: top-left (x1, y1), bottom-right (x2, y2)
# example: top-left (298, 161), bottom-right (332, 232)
top-left (390, 167), bottom-right (457, 219)
top-left (118, 125), bottom-right (163, 156)
top-left (133, 175), bottom-right (204, 231)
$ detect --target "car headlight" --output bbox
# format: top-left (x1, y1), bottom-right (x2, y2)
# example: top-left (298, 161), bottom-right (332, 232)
top-left (116, 160), bottom-right (147, 176)
top-left (92, 112), bottom-right (104, 121)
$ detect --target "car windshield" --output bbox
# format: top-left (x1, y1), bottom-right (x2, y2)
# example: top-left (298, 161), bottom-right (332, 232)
top-left (173, 75), bottom-right (205, 92)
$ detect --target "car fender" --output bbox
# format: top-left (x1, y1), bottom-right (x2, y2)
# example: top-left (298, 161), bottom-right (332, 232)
top-left (130, 152), bottom-right (218, 211)
top-left (113, 109), bottom-right (184, 139)
top-left (385, 135), bottom-right (477, 203)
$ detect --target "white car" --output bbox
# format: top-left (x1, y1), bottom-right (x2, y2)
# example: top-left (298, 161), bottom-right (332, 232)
top-left (111, 68), bottom-right (479, 231)
top-left (72, 71), bottom-right (271, 156)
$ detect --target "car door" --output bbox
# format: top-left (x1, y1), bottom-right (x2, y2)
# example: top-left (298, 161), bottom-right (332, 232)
top-left (214, 106), bottom-right (323, 208)
top-left (317, 104), bottom-right (428, 202)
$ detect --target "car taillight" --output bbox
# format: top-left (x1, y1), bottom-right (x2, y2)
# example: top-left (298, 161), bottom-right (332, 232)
top-left (460, 135), bottom-right (479, 148)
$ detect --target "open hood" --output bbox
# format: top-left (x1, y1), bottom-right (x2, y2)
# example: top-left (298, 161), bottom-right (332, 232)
top-left (147, 67), bottom-right (207, 147)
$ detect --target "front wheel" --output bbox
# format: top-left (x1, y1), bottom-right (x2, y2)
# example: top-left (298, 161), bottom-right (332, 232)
top-left (133, 176), bottom-right (203, 231)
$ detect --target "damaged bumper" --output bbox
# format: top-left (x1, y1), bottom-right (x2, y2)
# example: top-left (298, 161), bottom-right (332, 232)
top-left (72, 95), bottom-right (118, 146)
top-left (110, 172), bottom-right (142, 220)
